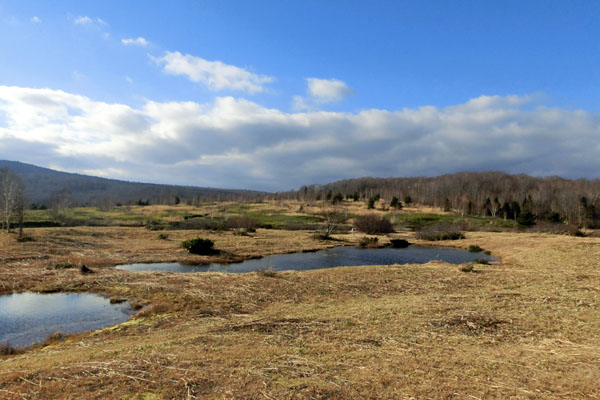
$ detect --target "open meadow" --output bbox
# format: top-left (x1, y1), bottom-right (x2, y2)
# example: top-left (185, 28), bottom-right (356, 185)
top-left (1, 201), bottom-right (599, 399)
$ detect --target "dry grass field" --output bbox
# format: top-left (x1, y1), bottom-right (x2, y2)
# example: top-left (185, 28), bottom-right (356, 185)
top-left (1, 202), bottom-right (599, 399)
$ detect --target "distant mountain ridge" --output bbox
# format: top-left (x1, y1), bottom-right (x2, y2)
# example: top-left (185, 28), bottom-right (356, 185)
top-left (0, 160), bottom-right (267, 205)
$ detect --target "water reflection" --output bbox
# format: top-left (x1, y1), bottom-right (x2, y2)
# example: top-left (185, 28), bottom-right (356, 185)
top-left (116, 245), bottom-right (498, 274)
top-left (0, 292), bottom-right (132, 348)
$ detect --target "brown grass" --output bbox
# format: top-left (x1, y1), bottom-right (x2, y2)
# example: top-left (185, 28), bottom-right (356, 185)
top-left (0, 204), bottom-right (599, 399)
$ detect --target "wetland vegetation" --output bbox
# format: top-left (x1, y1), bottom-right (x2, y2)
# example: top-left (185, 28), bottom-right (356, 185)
top-left (0, 198), bottom-right (599, 399)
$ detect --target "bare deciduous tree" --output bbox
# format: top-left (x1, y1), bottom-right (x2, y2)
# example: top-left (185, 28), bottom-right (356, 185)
top-left (321, 209), bottom-right (347, 239)
top-left (0, 168), bottom-right (26, 235)
top-left (49, 188), bottom-right (72, 223)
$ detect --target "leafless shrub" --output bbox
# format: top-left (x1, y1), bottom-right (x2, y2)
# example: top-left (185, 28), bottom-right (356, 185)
top-left (320, 210), bottom-right (348, 238)
top-left (415, 223), bottom-right (465, 241)
top-left (353, 214), bottom-right (394, 234)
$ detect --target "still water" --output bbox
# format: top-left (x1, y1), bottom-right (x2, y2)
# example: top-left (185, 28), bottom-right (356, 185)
top-left (116, 245), bottom-right (498, 274)
top-left (0, 292), bottom-right (132, 348)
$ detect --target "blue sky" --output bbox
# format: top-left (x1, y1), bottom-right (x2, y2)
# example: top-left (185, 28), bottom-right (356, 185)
top-left (0, 1), bottom-right (599, 190)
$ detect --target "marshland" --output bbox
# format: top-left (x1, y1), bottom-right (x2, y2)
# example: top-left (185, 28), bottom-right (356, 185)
top-left (1, 198), bottom-right (599, 399)
top-left (3, 3), bottom-right (600, 398)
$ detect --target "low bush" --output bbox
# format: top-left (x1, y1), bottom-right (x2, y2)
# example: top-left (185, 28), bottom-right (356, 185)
top-left (358, 236), bottom-right (379, 248)
top-left (415, 224), bottom-right (465, 241)
top-left (181, 238), bottom-right (216, 255)
top-left (517, 211), bottom-right (536, 227)
top-left (354, 214), bottom-right (394, 234)
top-left (389, 239), bottom-right (410, 248)
top-left (473, 258), bottom-right (489, 265)
top-left (157, 233), bottom-right (168, 240)
top-left (468, 245), bottom-right (483, 253)
top-left (460, 263), bottom-right (475, 273)
top-left (16, 235), bottom-right (35, 242)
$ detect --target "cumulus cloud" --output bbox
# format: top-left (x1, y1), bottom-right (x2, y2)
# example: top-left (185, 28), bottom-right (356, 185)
top-left (294, 77), bottom-right (353, 110)
top-left (121, 37), bottom-right (148, 47)
top-left (307, 78), bottom-right (353, 103)
top-left (0, 86), bottom-right (599, 191)
top-left (154, 51), bottom-right (274, 93)
top-left (30, 16), bottom-right (41, 23)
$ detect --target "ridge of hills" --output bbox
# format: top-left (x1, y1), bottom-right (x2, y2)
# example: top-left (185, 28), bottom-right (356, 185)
top-left (0, 160), bottom-right (267, 206)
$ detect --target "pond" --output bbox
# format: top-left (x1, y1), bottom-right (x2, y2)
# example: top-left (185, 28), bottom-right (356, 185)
top-left (115, 245), bottom-right (498, 274)
top-left (0, 292), bottom-right (133, 348)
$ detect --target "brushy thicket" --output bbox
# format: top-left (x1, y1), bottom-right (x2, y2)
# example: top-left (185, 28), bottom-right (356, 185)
top-left (180, 238), bottom-right (215, 255)
top-left (353, 214), bottom-right (394, 234)
top-left (415, 223), bottom-right (465, 241)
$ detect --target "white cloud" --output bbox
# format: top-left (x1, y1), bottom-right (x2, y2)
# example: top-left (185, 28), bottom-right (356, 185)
top-left (73, 16), bottom-right (106, 26)
top-left (307, 78), bottom-right (353, 103)
top-left (294, 77), bottom-right (353, 110)
top-left (74, 16), bottom-right (93, 25)
top-left (1, 85), bottom-right (599, 191)
top-left (30, 16), bottom-right (41, 23)
top-left (154, 51), bottom-right (274, 93)
top-left (121, 37), bottom-right (148, 47)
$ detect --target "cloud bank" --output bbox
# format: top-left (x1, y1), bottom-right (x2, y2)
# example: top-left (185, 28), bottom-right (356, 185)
top-left (155, 51), bottom-right (274, 93)
top-left (0, 85), bottom-right (598, 191)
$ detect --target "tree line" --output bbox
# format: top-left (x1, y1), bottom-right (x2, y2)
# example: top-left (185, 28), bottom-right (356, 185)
top-left (279, 171), bottom-right (600, 228)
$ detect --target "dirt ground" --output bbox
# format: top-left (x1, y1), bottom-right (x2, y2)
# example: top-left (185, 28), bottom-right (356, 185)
top-left (1, 224), bottom-right (599, 399)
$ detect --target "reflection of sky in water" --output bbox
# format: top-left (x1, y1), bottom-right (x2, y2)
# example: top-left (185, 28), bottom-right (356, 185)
top-left (117, 245), bottom-right (499, 274)
top-left (0, 293), bottom-right (132, 347)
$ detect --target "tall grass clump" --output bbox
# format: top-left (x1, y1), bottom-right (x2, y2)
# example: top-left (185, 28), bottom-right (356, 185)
top-left (357, 236), bottom-right (380, 248)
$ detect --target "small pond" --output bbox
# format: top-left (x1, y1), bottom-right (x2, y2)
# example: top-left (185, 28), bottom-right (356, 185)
top-left (116, 245), bottom-right (498, 274)
top-left (0, 292), bottom-right (133, 348)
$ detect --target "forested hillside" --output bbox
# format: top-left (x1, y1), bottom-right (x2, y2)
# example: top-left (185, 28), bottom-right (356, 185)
top-left (284, 172), bottom-right (600, 227)
top-left (0, 160), bottom-right (266, 207)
